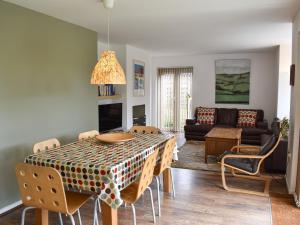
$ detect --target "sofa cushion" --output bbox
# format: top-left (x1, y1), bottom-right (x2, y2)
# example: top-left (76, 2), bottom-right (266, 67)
top-left (196, 107), bottom-right (216, 125)
top-left (214, 124), bottom-right (235, 128)
top-left (242, 127), bottom-right (266, 136)
top-left (216, 108), bottom-right (238, 126)
top-left (237, 110), bottom-right (257, 127)
top-left (256, 110), bottom-right (264, 122)
top-left (184, 124), bottom-right (213, 133)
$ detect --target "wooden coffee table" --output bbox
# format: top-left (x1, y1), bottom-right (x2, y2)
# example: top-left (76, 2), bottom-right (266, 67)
top-left (204, 128), bottom-right (242, 163)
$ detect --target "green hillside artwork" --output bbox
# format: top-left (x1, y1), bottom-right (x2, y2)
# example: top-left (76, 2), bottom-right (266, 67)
top-left (215, 59), bottom-right (250, 104)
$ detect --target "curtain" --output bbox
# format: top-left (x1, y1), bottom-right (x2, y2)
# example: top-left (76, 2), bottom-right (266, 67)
top-left (158, 67), bottom-right (193, 132)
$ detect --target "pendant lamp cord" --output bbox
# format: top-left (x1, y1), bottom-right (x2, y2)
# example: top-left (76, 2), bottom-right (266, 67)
top-left (107, 10), bottom-right (111, 50)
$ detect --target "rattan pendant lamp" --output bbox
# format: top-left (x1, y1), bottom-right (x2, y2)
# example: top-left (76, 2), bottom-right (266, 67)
top-left (91, 0), bottom-right (126, 84)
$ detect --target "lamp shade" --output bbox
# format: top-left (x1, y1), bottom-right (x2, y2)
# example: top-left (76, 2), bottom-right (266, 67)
top-left (91, 50), bottom-right (126, 84)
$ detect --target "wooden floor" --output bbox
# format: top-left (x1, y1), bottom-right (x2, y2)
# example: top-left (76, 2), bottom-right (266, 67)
top-left (0, 168), bottom-right (277, 225)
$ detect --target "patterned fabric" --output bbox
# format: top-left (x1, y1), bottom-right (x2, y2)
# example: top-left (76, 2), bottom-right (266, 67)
top-left (196, 107), bottom-right (216, 125)
top-left (237, 110), bottom-right (257, 127)
top-left (25, 132), bottom-right (173, 209)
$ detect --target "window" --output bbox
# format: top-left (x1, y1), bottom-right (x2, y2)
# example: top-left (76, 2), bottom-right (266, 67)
top-left (158, 67), bottom-right (193, 131)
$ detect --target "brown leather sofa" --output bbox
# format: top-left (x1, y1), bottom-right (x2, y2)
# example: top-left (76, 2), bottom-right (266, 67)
top-left (184, 108), bottom-right (269, 145)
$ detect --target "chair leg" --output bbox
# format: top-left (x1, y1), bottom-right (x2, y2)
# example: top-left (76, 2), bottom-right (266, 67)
top-left (170, 169), bottom-right (176, 198)
top-left (77, 210), bottom-right (82, 225)
top-left (147, 187), bottom-right (156, 224)
top-left (222, 165), bottom-right (271, 197)
top-left (130, 203), bottom-right (137, 225)
top-left (97, 197), bottom-right (101, 212)
top-left (93, 199), bottom-right (99, 225)
top-left (155, 176), bottom-right (161, 217)
top-left (21, 207), bottom-right (35, 225)
top-left (58, 213), bottom-right (64, 225)
top-left (221, 163), bottom-right (229, 191)
top-left (69, 215), bottom-right (76, 225)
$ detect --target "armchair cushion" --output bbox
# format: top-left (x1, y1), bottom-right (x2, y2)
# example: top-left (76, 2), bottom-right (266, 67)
top-left (218, 150), bottom-right (258, 173)
top-left (258, 134), bottom-right (277, 156)
top-left (225, 158), bottom-right (256, 173)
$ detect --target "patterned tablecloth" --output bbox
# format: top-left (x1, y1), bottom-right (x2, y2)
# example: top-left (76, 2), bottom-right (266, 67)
top-left (25, 132), bottom-right (173, 209)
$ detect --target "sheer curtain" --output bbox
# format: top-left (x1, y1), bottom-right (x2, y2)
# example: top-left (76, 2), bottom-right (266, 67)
top-left (158, 67), bottom-right (193, 132)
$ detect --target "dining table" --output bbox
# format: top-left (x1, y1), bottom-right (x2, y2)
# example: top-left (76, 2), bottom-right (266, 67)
top-left (24, 131), bottom-right (174, 225)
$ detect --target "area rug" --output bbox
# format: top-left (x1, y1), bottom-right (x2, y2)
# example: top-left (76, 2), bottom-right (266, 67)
top-left (172, 141), bottom-right (221, 172)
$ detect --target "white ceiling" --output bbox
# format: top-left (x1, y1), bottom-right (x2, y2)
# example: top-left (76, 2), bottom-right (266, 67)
top-left (4, 0), bottom-right (300, 55)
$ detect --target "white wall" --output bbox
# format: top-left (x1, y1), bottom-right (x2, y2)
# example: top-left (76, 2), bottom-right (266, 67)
top-left (286, 11), bottom-right (300, 194)
top-left (125, 45), bottom-right (151, 129)
top-left (277, 44), bottom-right (292, 119)
top-left (97, 41), bottom-right (151, 130)
top-left (97, 41), bottom-right (128, 129)
top-left (151, 52), bottom-right (278, 126)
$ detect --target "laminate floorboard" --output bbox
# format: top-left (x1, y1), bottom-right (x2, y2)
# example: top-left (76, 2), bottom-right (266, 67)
top-left (0, 168), bottom-right (275, 225)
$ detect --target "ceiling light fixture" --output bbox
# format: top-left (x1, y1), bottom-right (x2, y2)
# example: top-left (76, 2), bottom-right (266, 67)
top-left (90, 0), bottom-right (126, 85)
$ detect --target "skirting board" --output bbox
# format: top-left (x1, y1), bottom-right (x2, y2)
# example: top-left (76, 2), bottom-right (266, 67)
top-left (294, 193), bottom-right (300, 208)
top-left (0, 200), bottom-right (22, 215)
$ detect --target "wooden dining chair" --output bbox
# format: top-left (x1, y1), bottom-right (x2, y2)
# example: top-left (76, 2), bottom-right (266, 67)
top-left (15, 163), bottom-right (95, 225)
top-left (153, 137), bottom-right (176, 216)
top-left (78, 130), bottom-right (99, 140)
top-left (33, 138), bottom-right (60, 154)
top-left (218, 122), bottom-right (282, 196)
top-left (129, 126), bottom-right (161, 134)
top-left (120, 149), bottom-right (159, 225)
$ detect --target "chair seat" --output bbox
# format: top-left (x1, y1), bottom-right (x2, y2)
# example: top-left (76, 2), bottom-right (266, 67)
top-left (219, 150), bottom-right (257, 173)
top-left (66, 191), bottom-right (93, 214)
top-left (120, 182), bottom-right (139, 204)
top-left (224, 158), bottom-right (256, 173)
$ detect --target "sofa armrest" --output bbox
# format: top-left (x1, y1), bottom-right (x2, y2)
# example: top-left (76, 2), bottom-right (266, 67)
top-left (257, 120), bottom-right (268, 130)
top-left (186, 119), bottom-right (196, 125)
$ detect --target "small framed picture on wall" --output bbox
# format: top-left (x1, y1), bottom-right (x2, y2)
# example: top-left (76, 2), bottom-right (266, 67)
top-left (290, 64), bottom-right (295, 86)
top-left (133, 60), bottom-right (145, 97)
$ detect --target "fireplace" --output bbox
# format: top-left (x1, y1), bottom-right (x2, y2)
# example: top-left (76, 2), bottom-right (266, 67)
top-left (133, 105), bottom-right (146, 126)
top-left (98, 103), bottom-right (122, 132)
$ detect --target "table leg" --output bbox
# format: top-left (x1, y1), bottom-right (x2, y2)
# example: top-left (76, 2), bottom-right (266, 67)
top-left (35, 209), bottom-right (49, 225)
top-left (101, 201), bottom-right (118, 225)
top-left (163, 168), bottom-right (172, 193)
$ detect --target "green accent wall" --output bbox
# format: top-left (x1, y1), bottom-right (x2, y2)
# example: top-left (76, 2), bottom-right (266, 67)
top-left (0, 1), bottom-right (97, 209)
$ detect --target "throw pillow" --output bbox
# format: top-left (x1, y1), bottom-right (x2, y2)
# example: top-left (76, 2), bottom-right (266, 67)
top-left (196, 107), bottom-right (216, 125)
top-left (237, 110), bottom-right (257, 127)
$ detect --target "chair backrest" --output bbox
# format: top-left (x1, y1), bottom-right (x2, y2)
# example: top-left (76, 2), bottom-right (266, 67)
top-left (157, 137), bottom-right (176, 175)
top-left (129, 126), bottom-right (160, 134)
top-left (33, 138), bottom-right (60, 154)
top-left (252, 121), bottom-right (282, 172)
top-left (136, 149), bottom-right (159, 200)
top-left (78, 130), bottom-right (99, 140)
top-left (259, 120), bottom-right (282, 157)
top-left (15, 163), bottom-right (69, 214)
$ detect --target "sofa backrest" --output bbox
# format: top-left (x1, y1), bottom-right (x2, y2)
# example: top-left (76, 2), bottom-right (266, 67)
top-left (216, 108), bottom-right (238, 127)
top-left (194, 107), bottom-right (264, 125)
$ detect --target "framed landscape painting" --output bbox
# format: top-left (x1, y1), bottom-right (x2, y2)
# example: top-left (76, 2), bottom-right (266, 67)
top-left (215, 59), bottom-right (250, 104)
top-left (133, 60), bottom-right (145, 97)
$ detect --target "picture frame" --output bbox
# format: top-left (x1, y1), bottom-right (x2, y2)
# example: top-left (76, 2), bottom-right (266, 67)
top-left (215, 59), bottom-right (251, 105)
top-left (133, 60), bottom-right (145, 97)
top-left (290, 64), bottom-right (295, 86)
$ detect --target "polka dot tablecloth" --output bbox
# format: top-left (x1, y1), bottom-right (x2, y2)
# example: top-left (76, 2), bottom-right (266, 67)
top-left (25, 132), bottom-right (173, 209)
